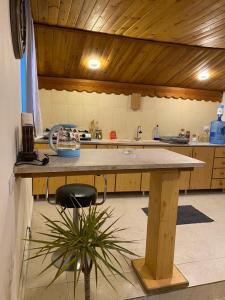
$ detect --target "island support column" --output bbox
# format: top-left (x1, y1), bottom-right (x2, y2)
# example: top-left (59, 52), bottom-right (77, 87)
top-left (132, 170), bottom-right (188, 293)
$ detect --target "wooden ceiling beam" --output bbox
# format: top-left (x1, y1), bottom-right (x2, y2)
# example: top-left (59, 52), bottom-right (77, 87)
top-left (38, 76), bottom-right (222, 102)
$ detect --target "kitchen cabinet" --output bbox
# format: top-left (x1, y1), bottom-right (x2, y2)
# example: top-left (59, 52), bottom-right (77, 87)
top-left (116, 146), bottom-right (142, 192)
top-left (170, 147), bottom-right (193, 190)
top-left (190, 147), bottom-right (214, 189)
top-left (211, 147), bottom-right (225, 189)
top-left (94, 145), bottom-right (117, 193)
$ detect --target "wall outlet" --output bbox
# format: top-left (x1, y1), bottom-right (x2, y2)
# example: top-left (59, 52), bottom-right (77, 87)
top-left (8, 174), bottom-right (15, 195)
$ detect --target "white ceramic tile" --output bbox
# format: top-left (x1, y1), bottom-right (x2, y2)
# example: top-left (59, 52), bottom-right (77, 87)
top-left (178, 257), bottom-right (225, 286)
top-left (24, 282), bottom-right (69, 300)
top-left (67, 272), bottom-right (145, 300)
top-left (26, 257), bottom-right (67, 289)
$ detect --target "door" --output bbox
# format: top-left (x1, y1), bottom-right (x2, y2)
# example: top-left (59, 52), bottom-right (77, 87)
top-left (190, 147), bottom-right (214, 189)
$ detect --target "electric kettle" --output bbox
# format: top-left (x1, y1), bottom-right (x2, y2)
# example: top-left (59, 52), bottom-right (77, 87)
top-left (49, 124), bottom-right (80, 157)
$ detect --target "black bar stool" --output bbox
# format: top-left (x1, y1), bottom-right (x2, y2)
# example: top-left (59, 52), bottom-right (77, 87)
top-left (52, 176), bottom-right (108, 270)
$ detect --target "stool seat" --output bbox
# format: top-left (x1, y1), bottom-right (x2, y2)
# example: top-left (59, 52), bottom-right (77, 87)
top-left (56, 184), bottom-right (97, 208)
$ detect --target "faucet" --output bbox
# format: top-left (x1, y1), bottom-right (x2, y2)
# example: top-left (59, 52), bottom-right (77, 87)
top-left (135, 125), bottom-right (142, 141)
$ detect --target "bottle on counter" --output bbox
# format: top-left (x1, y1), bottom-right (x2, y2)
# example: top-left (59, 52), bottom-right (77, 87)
top-left (210, 104), bottom-right (225, 144)
top-left (95, 129), bottom-right (103, 139)
top-left (198, 126), bottom-right (209, 142)
top-left (185, 130), bottom-right (190, 140)
top-left (152, 124), bottom-right (160, 140)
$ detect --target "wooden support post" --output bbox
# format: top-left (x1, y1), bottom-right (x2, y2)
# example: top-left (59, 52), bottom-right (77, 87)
top-left (132, 170), bottom-right (188, 293)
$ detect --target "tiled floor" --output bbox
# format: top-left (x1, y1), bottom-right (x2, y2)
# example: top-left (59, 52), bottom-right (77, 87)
top-left (24, 191), bottom-right (225, 300)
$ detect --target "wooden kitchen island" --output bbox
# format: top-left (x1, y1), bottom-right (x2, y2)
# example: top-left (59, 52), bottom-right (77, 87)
top-left (14, 148), bottom-right (204, 294)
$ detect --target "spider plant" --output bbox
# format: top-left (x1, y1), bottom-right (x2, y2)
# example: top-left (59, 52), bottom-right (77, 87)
top-left (27, 205), bottom-right (138, 300)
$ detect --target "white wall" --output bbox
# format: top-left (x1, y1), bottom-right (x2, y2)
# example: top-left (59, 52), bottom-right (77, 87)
top-left (0, 1), bottom-right (33, 300)
top-left (40, 89), bottom-right (218, 139)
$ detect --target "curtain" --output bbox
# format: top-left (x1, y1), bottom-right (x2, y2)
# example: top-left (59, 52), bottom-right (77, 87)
top-left (26, 0), bottom-right (43, 137)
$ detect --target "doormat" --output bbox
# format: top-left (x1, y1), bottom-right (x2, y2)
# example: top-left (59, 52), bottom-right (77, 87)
top-left (142, 205), bottom-right (214, 225)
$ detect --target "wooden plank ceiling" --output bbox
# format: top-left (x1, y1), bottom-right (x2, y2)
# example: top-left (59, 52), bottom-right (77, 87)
top-left (31, 0), bottom-right (225, 100)
top-left (32, 0), bottom-right (225, 48)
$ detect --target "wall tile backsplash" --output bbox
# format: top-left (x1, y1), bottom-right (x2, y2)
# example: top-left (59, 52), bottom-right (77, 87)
top-left (39, 89), bottom-right (218, 139)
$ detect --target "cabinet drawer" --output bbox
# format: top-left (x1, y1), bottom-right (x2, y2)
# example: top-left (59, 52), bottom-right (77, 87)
top-left (212, 169), bottom-right (225, 178)
top-left (215, 147), bottom-right (225, 158)
top-left (214, 158), bottom-right (225, 168)
top-left (211, 179), bottom-right (225, 189)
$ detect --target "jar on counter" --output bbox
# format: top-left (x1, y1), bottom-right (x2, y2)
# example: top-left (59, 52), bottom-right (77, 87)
top-left (191, 134), bottom-right (198, 143)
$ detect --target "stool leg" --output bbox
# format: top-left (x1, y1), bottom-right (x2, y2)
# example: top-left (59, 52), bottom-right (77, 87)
top-left (73, 207), bottom-right (79, 228)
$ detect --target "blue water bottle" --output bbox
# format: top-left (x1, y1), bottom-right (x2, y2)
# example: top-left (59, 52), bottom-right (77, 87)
top-left (209, 104), bottom-right (225, 144)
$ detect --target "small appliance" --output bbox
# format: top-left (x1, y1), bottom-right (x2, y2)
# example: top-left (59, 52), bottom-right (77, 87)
top-left (160, 136), bottom-right (189, 144)
top-left (78, 130), bottom-right (92, 141)
top-left (17, 113), bottom-right (37, 161)
top-left (16, 113), bottom-right (49, 166)
top-left (49, 124), bottom-right (80, 157)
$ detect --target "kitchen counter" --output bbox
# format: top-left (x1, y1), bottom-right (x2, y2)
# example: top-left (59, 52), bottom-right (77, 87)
top-left (34, 137), bottom-right (224, 147)
top-left (14, 148), bottom-right (204, 178)
top-left (14, 148), bottom-right (203, 293)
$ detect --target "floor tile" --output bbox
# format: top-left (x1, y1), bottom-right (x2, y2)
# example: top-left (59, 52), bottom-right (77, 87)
top-left (26, 191), bottom-right (225, 299)
top-left (24, 282), bottom-right (69, 300)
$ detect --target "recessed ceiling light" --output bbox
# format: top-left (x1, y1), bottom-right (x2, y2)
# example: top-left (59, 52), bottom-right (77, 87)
top-left (198, 70), bottom-right (209, 80)
top-left (88, 58), bottom-right (101, 69)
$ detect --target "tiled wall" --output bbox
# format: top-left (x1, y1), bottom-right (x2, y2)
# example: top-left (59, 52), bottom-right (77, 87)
top-left (39, 89), bottom-right (218, 139)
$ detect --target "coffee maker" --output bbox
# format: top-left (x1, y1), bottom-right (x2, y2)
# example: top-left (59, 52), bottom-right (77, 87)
top-left (17, 113), bottom-right (38, 162)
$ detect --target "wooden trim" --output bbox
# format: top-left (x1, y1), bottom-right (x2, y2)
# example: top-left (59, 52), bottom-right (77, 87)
top-left (38, 76), bottom-right (222, 102)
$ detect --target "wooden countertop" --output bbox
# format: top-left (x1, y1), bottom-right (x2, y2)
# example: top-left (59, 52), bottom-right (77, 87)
top-left (14, 148), bottom-right (204, 178)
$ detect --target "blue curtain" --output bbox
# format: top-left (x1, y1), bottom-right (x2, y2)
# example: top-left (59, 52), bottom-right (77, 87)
top-left (26, 1), bottom-right (43, 136)
top-left (20, 53), bottom-right (26, 112)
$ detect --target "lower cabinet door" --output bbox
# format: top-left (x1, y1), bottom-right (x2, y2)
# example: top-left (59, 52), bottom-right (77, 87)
top-left (33, 177), bottom-right (47, 195)
top-left (190, 147), bottom-right (214, 189)
top-left (48, 177), bottom-right (66, 194)
top-left (116, 173), bottom-right (141, 192)
top-left (95, 175), bottom-right (116, 193)
top-left (67, 175), bottom-right (95, 186)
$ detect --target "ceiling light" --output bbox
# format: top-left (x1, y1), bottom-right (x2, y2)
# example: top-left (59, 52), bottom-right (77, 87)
top-left (198, 70), bottom-right (209, 80)
top-left (88, 58), bottom-right (101, 69)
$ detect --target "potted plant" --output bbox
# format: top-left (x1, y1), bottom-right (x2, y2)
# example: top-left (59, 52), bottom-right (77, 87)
top-left (28, 205), bottom-right (138, 300)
